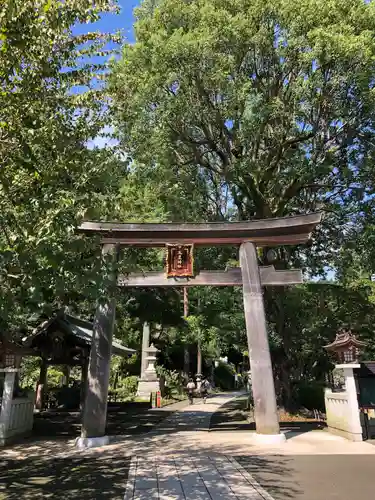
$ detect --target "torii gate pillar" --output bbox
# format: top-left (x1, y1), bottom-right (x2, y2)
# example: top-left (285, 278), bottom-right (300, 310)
top-left (240, 242), bottom-right (282, 440)
top-left (77, 243), bottom-right (118, 449)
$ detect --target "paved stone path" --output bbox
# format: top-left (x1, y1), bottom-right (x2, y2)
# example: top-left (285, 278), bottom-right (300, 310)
top-left (122, 393), bottom-right (274, 499)
top-left (124, 454), bottom-right (273, 500)
top-left (3, 392), bottom-right (375, 499)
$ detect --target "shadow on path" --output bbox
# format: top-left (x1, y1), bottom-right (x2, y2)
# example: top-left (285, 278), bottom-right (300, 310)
top-left (210, 395), bottom-right (325, 437)
top-left (2, 400), bottom-right (189, 460)
top-left (237, 454), bottom-right (375, 500)
top-left (3, 393), bottom-right (375, 500)
top-left (236, 455), bottom-right (300, 499)
top-left (0, 454), bottom-right (130, 500)
top-left (32, 401), bottom-right (188, 439)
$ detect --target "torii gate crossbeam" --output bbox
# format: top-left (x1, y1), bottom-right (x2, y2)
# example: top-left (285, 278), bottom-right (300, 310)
top-left (117, 267), bottom-right (302, 287)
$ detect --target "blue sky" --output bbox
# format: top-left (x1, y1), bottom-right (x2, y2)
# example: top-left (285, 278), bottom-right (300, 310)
top-left (89, 1), bottom-right (140, 43)
top-left (84, 1), bottom-right (140, 150)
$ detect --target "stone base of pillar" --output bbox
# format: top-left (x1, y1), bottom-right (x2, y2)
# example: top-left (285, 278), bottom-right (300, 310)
top-left (250, 432), bottom-right (286, 445)
top-left (326, 425), bottom-right (363, 442)
top-left (75, 435), bottom-right (110, 450)
top-left (136, 379), bottom-right (160, 400)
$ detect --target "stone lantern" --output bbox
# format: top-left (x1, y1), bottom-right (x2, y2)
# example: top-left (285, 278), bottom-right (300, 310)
top-left (323, 329), bottom-right (366, 442)
top-left (144, 344), bottom-right (158, 380)
top-left (324, 329), bottom-right (366, 365)
top-left (0, 352), bottom-right (16, 370)
top-left (0, 343), bottom-right (28, 446)
top-left (136, 344), bottom-right (161, 400)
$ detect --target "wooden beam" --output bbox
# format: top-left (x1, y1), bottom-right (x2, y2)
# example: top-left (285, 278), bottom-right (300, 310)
top-left (45, 359), bottom-right (83, 366)
top-left (100, 233), bottom-right (311, 247)
top-left (117, 267), bottom-right (302, 287)
top-left (77, 213), bottom-right (322, 247)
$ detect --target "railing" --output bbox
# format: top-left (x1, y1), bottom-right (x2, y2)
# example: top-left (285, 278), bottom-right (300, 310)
top-left (313, 409), bottom-right (326, 422)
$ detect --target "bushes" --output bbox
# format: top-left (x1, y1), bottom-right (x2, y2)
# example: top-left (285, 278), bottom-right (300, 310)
top-left (111, 375), bottom-right (139, 401)
top-left (214, 362), bottom-right (235, 390)
top-left (156, 366), bottom-right (185, 398)
top-left (47, 367), bottom-right (66, 388)
top-left (295, 381), bottom-right (325, 412)
top-left (120, 375), bottom-right (138, 395)
top-left (19, 357), bottom-right (40, 389)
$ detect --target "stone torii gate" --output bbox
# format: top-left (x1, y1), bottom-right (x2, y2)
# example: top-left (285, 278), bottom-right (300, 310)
top-left (76, 213), bottom-right (321, 448)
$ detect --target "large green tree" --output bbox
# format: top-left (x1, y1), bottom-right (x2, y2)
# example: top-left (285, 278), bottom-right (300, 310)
top-left (0, 0), bottom-right (123, 337)
top-left (109, 0), bottom-right (375, 407)
top-left (110, 0), bottom-right (375, 270)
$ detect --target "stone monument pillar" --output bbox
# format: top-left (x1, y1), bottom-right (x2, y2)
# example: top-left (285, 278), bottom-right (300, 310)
top-left (136, 344), bottom-right (160, 400)
top-left (140, 322), bottom-right (150, 380)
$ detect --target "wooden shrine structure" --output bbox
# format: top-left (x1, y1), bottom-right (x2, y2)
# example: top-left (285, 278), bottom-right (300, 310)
top-left (77, 212), bottom-right (321, 447)
top-left (24, 311), bottom-right (134, 411)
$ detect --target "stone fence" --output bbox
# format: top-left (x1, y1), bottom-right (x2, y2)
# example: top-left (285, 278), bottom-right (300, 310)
top-left (325, 388), bottom-right (362, 441)
top-left (0, 393), bottom-right (34, 446)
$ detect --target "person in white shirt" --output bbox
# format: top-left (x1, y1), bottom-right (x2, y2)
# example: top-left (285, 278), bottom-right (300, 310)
top-left (186, 378), bottom-right (196, 404)
top-left (201, 378), bottom-right (211, 402)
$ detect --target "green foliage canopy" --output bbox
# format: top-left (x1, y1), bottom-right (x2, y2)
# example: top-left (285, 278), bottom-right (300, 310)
top-left (111, 0), bottom-right (375, 227)
top-left (0, 0), bottom-right (124, 336)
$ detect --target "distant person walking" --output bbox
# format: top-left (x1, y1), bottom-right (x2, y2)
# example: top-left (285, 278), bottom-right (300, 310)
top-left (186, 378), bottom-right (196, 405)
top-left (201, 378), bottom-right (211, 403)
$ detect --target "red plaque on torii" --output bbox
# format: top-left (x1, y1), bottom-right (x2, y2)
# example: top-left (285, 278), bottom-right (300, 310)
top-left (165, 244), bottom-right (194, 277)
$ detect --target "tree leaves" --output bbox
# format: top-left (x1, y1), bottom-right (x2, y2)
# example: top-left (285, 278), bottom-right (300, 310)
top-left (111, 0), bottom-right (375, 242)
top-left (0, 0), bottom-right (123, 336)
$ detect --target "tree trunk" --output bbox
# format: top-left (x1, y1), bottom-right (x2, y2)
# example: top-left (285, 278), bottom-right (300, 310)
top-left (267, 287), bottom-right (297, 412)
top-left (113, 370), bottom-right (119, 391)
top-left (183, 286), bottom-right (189, 316)
top-left (184, 348), bottom-right (190, 376)
top-left (280, 362), bottom-right (295, 412)
top-left (35, 358), bottom-right (48, 410)
top-left (196, 339), bottom-right (202, 391)
top-left (210, 362), bottom-right (215, 386)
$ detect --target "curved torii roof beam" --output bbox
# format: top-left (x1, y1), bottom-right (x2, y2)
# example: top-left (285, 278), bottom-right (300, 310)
top-left (77, 212), bottom-right (322, 247)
